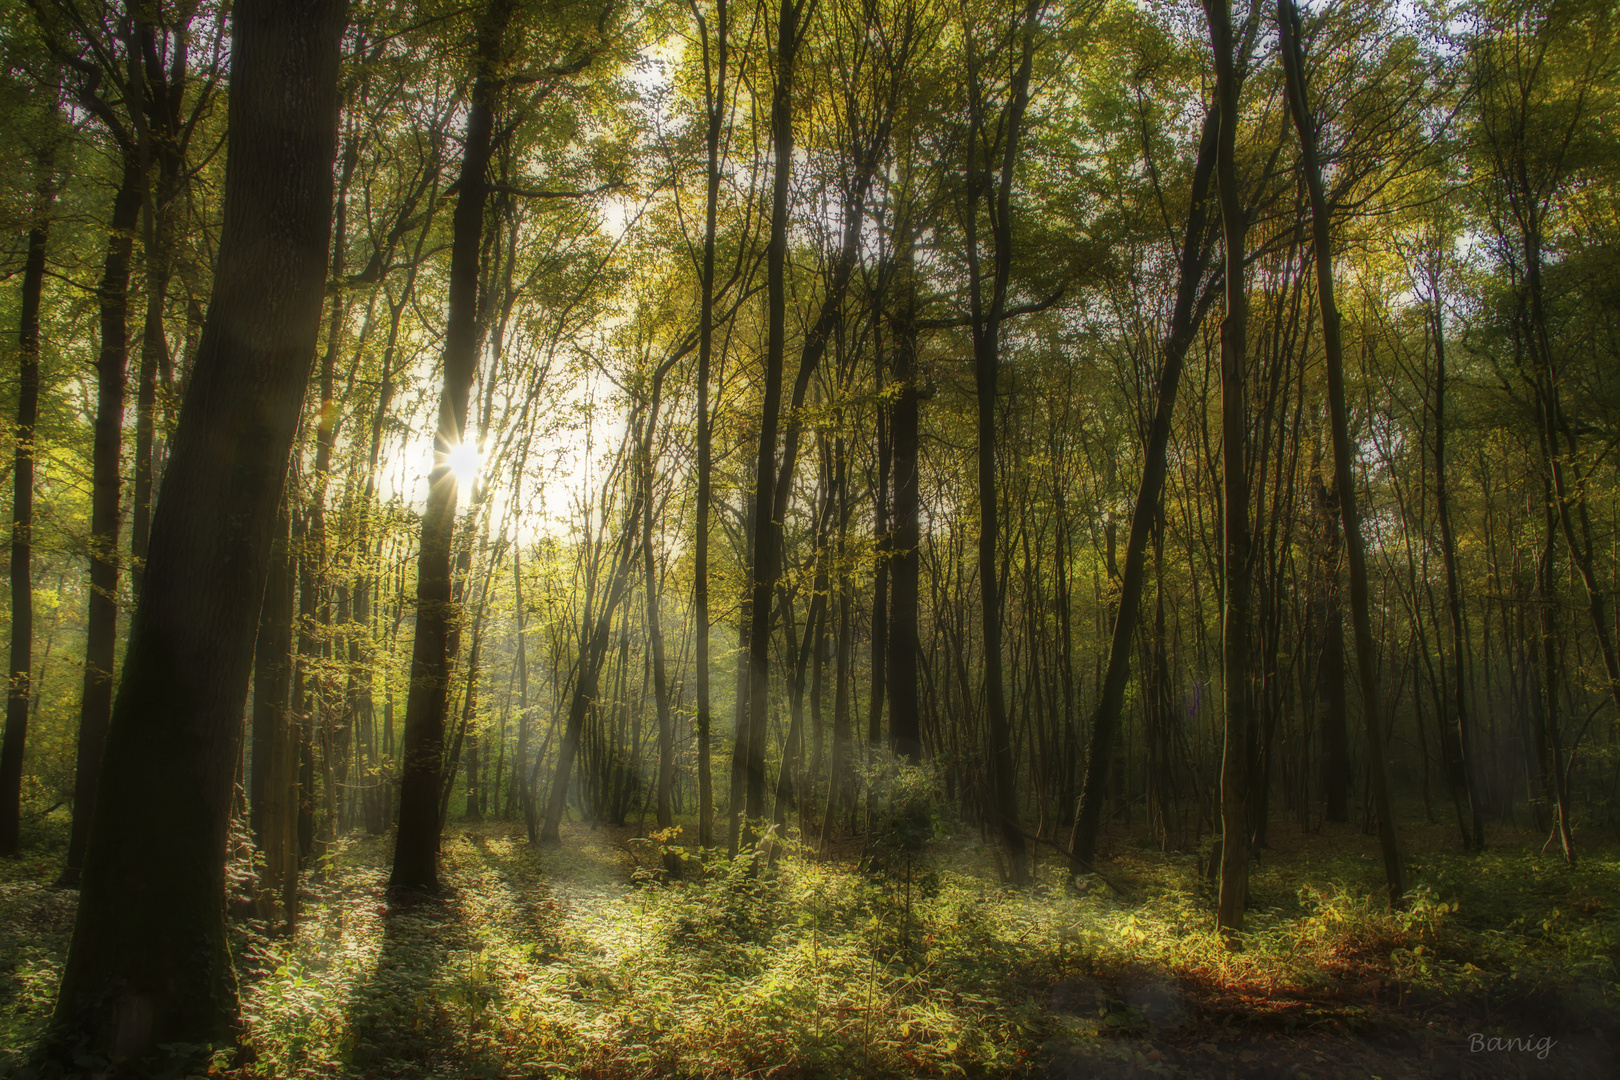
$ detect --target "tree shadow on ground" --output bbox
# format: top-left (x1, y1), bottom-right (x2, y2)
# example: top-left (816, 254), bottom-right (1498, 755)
top-left (1042, 964), bottom-right (1619, 1079)
top-left (321, 850), bottom-right (511, 1078)
top-left (326, 826), bottom-right (634, 1079)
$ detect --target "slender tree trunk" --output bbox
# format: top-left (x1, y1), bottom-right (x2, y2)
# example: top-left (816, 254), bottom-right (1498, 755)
top-left (1427, 279), bottom-right (1483, 850)
top-left (1207, 0), bottom-right (1254, 936)
top-left (60, 154), bottom-right (143, 888)
top-left (293, 504), bottom-right (318, 859)
top-left (773, 461), bottom-right (836, 843)
top-left (542, 503), bottom-right (644, 843)
top-left (822, 542), bottom-right (853, 852)
top-left (0, 175), bottom-right (51, 857)
top-left (46, 2), bottom-right (345, 1063)
top-left (391, 0), bottom-right (511, 890)
top-left (870, 404), bottom-right (890, 752)
top-left (1279, 0), bottom-right (1404, 904)
top-left (1536, 469), bottom-right (1577, 863)
top-left (727, 561), bottom-right (750, 856)
top-left (513, 547), bottom-right (533, 827)
top-left (1069, 104), bottom-right (1220, 871)
top-left (742, 0), bottom-right (801, 852)
top-left (691, 0), bottom-right (727, 851)
top-left (252, 494), bottom-right (298, 928)
top-left (888, 254), bottom-right (922, 765)
top-left (639, 366), bottom-right (680, 874)
top-left (131, 236), bottom-right (169, 603)
top-left (964, 0), bottom-right (1041, 887)
top-left (1312, 449), bottom-right (1351, 823)
top-left (441, 600), bottom-right (488, 831)
top-left (129, 9), bottom-right (190, 603)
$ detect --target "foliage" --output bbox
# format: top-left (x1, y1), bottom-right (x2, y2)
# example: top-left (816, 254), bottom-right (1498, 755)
top-left (5, 819), bottom-right (1618, 1077)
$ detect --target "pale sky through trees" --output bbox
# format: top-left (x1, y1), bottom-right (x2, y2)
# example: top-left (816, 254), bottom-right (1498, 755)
top-left (2, 0), bottom-right (1618, 1074)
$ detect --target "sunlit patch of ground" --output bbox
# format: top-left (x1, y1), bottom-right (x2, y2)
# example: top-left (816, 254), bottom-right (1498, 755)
top-left (231, 823), bottom-right (1055, 1077)
top-left (3, 813), bottom-right (1619, 1077)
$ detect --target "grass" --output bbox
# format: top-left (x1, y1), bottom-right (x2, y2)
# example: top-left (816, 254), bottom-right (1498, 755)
top-left (3, 809), bottom-right (1619, 1078)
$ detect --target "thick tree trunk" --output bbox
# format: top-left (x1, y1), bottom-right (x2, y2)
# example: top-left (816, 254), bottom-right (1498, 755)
top-left (60, 153), bottom-right (143, 888)
top-left (1279, 0), bottom-right (1404, 905)
top-left (391, 0), bottom-right (511, 891)
top-left (0, 178), bottom-right (51, 857)
top-left (1068, 104), bottom-right (1219, 871)
top-left (46, 1), bottom-right (344, 1065)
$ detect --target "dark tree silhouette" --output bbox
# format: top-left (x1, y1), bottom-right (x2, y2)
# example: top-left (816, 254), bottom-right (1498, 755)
top-left (45, 0), bottom-right (347, 1066)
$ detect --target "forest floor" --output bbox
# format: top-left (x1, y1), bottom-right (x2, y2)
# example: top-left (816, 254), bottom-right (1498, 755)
top-left (2, 809), bottom-right (1619, 1078)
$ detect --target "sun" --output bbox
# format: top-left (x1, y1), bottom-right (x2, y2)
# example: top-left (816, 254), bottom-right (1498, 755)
top-left (445, 441), bottom-right (481, 488)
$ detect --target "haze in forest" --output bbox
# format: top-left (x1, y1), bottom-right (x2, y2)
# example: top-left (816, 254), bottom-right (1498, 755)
top-left (0, 0), bottom-right (1618, 1077)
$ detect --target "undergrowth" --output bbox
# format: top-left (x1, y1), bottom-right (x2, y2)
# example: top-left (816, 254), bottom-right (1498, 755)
top-left (3, 812), bottom-right (1618, 1078)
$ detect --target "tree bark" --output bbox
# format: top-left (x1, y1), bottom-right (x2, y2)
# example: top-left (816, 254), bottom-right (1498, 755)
top-left (1313, 457), bottom-right (1350, 823)
top-left (46, 1), bottom-right (345, 1064)
top-left (964, 0), bottom-right (1042, 886)
top-left (1206, 0), bottom-right (1254, 936)
top-left (541, 464), bottom-right (647, 843)
top-left (60, 152), bottom-right (143, 888)
top-left (391, 0), bottom-right (512, 891)
top-left (1068, 104), bottom-right (1220, 872)
top-left (741, 0), bottom-right (801, 852)
top-left (690, 0), bottom-right (728, 851)
top-left (1426, 270), bottom-right (1483, 850)
top-left (251, 494), bottom-right (299, 928)
top-left (0, 172), bottom-right (52, 857)
top-left (1279, 0), bottom-right (1404, 904)
top-left (888, 253), bottom-right (922, 765)
top-left (638, 362), bottom-right (680, 873)
top-left (130, 9), bottom-right (192, 602)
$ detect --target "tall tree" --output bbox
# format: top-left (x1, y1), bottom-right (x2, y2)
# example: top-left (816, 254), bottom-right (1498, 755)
top-left (887, 237), bottom-right (923, 765)
top-left (739, 0), bottom-right (805, 853)
top-left (251, 493), bottom-right (299, 927)
top-left (1206, 0), bottom-right (1253, 936)
top-left (60, 166), bottom-right (142, 887)
top-left (391, 0), bottom-right (514, 891)
top-left (687, 0), bottom-right (729, 849)
top-left (45, 0), bottom-right (346, 1065)
top-left (0, 152), bottom-right (56, 858)
top-left (1279, 0), bottom-right (1405, 905)
top-left (130, 5), bottom-right (202, 601)
top-left (1069, 102), bottom-right (1221, 872)
top-left (962, 0), bottom-right (1044, 885)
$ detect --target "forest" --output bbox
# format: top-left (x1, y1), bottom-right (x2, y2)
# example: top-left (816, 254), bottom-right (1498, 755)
top-left (1, 0), bottom-right (1618, 1076)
